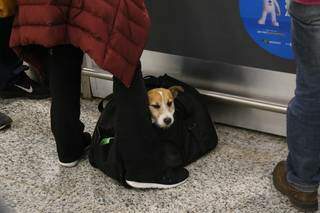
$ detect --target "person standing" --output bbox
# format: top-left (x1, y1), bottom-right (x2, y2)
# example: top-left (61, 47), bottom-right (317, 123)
top-left (273, 0), bottom-right (320, 211)
top-left (10, 0), bottom-right (188, 189)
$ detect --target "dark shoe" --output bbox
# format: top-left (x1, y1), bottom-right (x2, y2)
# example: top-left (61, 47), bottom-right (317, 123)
top-left (273, 161), bottom-right (318, 211)
top-left (0, 112), bottom-right (12, 130)
top-left (59, 132), bottom-right (92, 168)
top-left (0, 71), bottom-right (50, 99)
top-left (126, 167), bottom-right (189, 189)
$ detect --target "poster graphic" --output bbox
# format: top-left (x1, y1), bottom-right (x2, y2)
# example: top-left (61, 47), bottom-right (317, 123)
top-left (239, 0), bottom-right (294, 60)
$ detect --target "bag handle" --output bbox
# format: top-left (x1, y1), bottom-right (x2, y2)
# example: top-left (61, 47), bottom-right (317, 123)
top-left (97, 75), bottom-right (160, 113)
top-left (144, 75), bottom-right (163, 89)
top-left (98, 94), bottom-right (114, 112)
top-left (98, 75), bottom-right (167, 113)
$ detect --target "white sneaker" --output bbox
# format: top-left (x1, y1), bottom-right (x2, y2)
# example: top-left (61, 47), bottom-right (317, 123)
top-left (58, 160), bottom-right (80, 168)
top-left (58, 132), bottom-right (91, 168)
top-left (125, 167), bottom-right (189, 189)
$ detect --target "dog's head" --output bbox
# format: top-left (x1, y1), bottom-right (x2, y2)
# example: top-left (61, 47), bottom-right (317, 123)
top-left (147, 86), bottom-right (184, 129)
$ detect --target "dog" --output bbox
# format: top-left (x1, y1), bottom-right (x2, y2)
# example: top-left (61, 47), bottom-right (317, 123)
top-left (147, 86), bottom-right (184, 129)
top-left (258, 0), bottom-right (281, 27)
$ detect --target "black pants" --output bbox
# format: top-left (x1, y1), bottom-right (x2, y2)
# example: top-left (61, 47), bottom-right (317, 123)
top-left (113, 67), bottom-right (166, 180)
top-left (0, 16), bottom-right (23, 90)
top-left (48, 45), bottom-right (166, 179)
top-left (47, 45), bottom-right (165, 180)
top-left (47, 45), bottom-right (86, 163)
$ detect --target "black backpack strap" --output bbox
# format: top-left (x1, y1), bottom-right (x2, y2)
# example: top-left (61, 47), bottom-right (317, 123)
top-left (144, 75), bottom-right (163, 89)
top-left (98, 93), bottom-right (114, 112)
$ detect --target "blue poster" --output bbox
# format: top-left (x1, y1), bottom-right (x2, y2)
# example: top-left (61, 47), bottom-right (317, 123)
top-left (239, 0), bottom-right (294, 60)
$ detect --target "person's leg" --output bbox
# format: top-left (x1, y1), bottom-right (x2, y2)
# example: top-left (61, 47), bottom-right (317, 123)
top-left (113, 63), bottom-right (188, 189)
top-left (113, 65), bottom-right (165, 179)
top-left (0, 17), bottom-right (50, 99)
top-left (273, 2), bottom-right (320, 211)
top-left (47, 45), bottom-right (89, 166)
top-left (0, 16), bottom-right (23, 89)
top-left (286, 2), bottom-right (320, 193)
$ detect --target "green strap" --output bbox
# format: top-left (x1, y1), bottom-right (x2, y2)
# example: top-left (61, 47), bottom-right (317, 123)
top-left (100, 137), bottom-right (114, 145)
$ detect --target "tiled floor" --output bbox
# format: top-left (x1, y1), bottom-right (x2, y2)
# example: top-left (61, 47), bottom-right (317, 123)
top-left (0, 98), bottom-right (308, 212)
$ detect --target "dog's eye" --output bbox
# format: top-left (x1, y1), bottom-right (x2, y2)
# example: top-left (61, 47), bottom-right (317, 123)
top-left (151, 104), bottom-right (161, 109)
top-left (167, 101), bottom-right (173, 107)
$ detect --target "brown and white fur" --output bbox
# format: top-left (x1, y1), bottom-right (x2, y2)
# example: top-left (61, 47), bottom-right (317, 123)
top-left (147, 86), bottom-right (184, 129)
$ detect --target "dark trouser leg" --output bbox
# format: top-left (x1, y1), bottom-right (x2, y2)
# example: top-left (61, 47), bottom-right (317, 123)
top-left (113, 64), bottom-right (166, 180)
top-left (47, 45), bottom-right (85, 163)
top-left (286, 2), bottom-right (320, 192)
top-left (0, 16), bottom-right (24, 90)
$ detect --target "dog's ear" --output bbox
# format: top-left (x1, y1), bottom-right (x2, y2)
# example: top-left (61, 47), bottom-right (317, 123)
top-left (169, 86), bottom-right (184, 98)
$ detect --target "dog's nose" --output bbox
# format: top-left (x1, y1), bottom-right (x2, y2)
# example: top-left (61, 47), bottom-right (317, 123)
top-left (164, 117), bottom-right (172, 125)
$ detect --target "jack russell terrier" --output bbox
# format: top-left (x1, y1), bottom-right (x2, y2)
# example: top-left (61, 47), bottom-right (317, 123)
top-left (147, 86), bottom-right (184, 129)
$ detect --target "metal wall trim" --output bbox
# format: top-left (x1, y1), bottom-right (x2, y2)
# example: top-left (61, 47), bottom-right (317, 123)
top-left (82, 68), bottom-right (287, 114)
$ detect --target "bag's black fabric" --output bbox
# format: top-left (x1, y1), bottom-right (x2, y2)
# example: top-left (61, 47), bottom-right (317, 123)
top-left (89, 74), bottom-right (218, 185)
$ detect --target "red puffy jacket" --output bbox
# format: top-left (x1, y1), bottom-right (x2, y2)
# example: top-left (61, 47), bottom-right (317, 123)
top-left (10, 0), bottom-right (151, 87)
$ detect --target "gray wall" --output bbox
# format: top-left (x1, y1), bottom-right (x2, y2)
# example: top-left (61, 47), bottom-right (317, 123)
top-left (145, 0), bottom-right (295, 74)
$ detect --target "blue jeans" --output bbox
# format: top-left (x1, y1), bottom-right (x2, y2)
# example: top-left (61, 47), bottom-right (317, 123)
top-left (0, 16), bottom-right (24, 90)
top-left (286, 2), bottom-right (320, 193)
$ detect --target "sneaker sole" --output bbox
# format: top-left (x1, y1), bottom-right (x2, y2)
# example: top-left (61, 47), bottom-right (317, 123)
top-left (59, 142), bottom-right (91, 168)
top-left (273, 173), bottom-right (318, 211)
top-left (59, 160), bottom-right (79, 168)
top-left (125, 179), bottom-right (188, 189)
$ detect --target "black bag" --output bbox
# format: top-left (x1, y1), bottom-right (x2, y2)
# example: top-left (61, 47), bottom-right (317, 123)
top-left (89, 74), bottom-right (218, 184)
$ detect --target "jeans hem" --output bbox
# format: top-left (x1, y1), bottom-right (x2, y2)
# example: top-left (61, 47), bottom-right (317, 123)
top-left (287, 174), bottom-right (319, 193)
